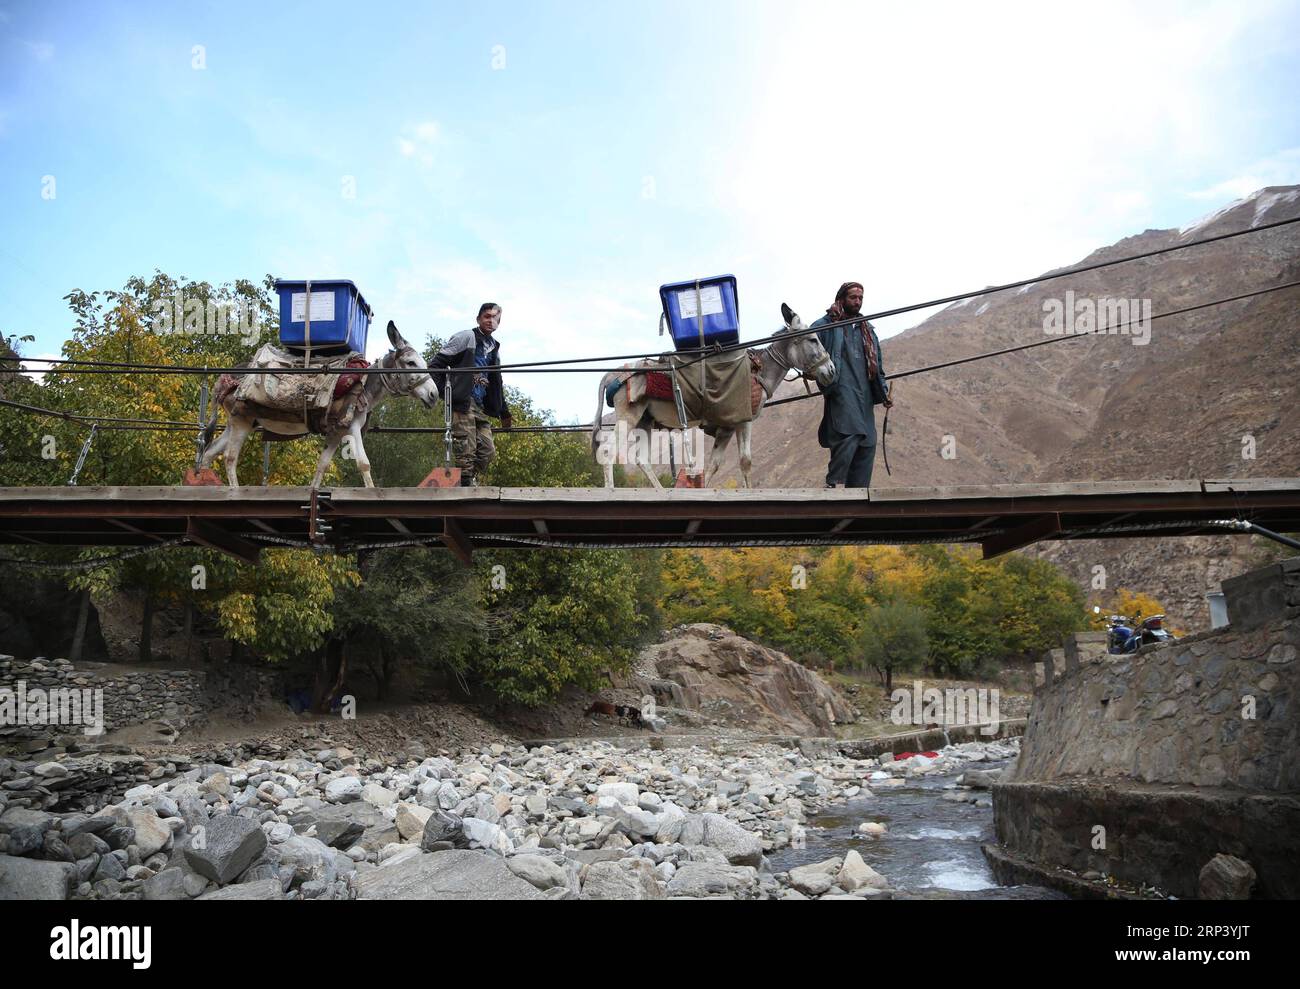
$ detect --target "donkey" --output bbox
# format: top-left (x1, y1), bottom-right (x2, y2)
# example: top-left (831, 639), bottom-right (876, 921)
top-left (592, 303), bottom-right (836, 488)
top-left (197, 320), bottom-right (438, 488)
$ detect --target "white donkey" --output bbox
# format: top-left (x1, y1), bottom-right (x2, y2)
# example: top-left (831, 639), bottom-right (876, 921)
top-left (197, 320), bottom-right (438, 488)
top-left (593, 303), bottom-right (836, 488)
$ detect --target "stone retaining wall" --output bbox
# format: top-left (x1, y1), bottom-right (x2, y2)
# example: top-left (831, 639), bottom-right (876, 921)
top-left (987, 556), bottom-right (1300, 898)
top-left (0, 654), bottom-right (283, 751)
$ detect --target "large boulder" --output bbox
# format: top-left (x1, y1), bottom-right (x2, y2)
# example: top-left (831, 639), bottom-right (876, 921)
top-left (837, 850), bottom-right (889, 892)
top-left (640, 624), bottom-right (855, 734)
top-left (100, 806), bottom-right (171, 858)
top-left (701, 813), bottom-right (763, 867)
top-left (507, 854), bottom-right (568, 891)
top-left (355, 849), bottom-right (546, 900)
top-left (787, 857), bottom-right (843, 896)
top-left (0, 854), bottom-right (76, 900)
top-left (183, 816), bottom-right (267, 885)
top-left (666, 862), bottom-right (758, 898)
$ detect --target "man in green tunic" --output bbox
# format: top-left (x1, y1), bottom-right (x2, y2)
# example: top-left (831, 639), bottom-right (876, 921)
top-left (811, 281), bottom-right (893, 488)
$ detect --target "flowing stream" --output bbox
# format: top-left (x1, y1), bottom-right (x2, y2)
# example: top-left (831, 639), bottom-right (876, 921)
top-left (768, 759), bottom-right (1066, 899)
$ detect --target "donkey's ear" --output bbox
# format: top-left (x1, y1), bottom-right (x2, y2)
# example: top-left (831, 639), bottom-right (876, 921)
top-left (386, 320), bottom-right (405, 349)
top-left (780, 303), bottom-right (797, 326)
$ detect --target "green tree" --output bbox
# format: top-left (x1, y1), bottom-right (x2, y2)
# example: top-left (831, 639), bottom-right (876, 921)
top-left (853, 600), bottom-right (928, 693)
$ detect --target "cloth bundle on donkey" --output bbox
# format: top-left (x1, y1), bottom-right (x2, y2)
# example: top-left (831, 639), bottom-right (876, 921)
top-left (667, 351), bottom-right (761, 435)
top-left (216, 343), bottom-right (371, 437)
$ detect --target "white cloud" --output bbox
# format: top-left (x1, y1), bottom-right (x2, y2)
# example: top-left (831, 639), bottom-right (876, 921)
top-left (718, 0), bottom-right (1285, 341)
top-left (386, 245), bottom-right (654, 423)
top-left (1188, 147), bottom-right (1300, 200)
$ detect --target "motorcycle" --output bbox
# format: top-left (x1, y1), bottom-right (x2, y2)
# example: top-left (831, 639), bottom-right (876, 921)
top-left (1103, 610), bottom-right (1174, 654)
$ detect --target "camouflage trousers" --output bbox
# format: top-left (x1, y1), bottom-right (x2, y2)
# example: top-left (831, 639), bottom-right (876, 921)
top-left (451, 404), bottom-right (496, 480)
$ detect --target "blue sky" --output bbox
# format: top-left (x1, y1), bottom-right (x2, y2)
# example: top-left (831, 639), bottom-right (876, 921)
top-left (2, 0), bottom-right (1298, 421)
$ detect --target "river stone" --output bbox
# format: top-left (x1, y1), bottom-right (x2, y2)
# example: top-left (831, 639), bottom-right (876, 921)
top-left (356, 849), bottom-right (546, 900)
top-left (361, 783), bottom-right (397, 809)
top-left (315, 818), bottom-right (365, 849)
top-left (1199, 854), bottom-right (1256, 900)
top-left (838, 850), bottom-right (889, 891)
top-left (420, 810), bottom-right (467, 851)
top-left (666, 862), bottom-right (758, 898)
top-left (462, 817), bottom-right (509, 853)
top-left (614, 804), bottom-right (660, 839)
top-left (701, 813), bottom-right (763, 866)
top-left (580, 858), bottom-right (664, 900)
top-left (396, 804), bottom-right (433, 841)
top-left (379, 845), bottom-right (423, 870)
top-left (788, 857), bottom-right (842, 896)
top-left (275, 834), bottom-right (337, 889)
top-left (325, 777), bottom-right (363, 804)
top-left (0, 854), bottom-right (76, 899)
top-left (5, 824), bottom-right (42, 857)
top-left (60, 814), bottom-right (114, 838)
top-left (962, 769), bottom-right (1002, 789)
top-left (596, 782), bottom-right (639, 806)
top-left (507, 853), bottom-right (568, 890)
top-left (142, 867), bottom-right (192, 901)
top-left (121, 807), bottom-right (171, 858)
top-left (197, 878), bottom-right (284, 900)
top-left (654, 802), bottom-right (687, 843)
top-left (184, 815), bottom-right (267, 885)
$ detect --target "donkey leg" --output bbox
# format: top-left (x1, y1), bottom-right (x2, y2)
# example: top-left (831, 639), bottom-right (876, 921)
top-left (348, 422), bottom-right (375, 488)
top-left (738, 422), bottom-right (754, 489)
top-left (311, 435), bottom-right (342, 489)
top-left (222, 420), bottom-right (252, 487)
top-left (708, 428), bottom-right (734, 486)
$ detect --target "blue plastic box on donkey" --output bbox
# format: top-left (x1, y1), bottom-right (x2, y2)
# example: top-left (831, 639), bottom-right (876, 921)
top-left (275, 279), bottom-right (373, 356)
top-left (660, 275), bottom-right (740, 352)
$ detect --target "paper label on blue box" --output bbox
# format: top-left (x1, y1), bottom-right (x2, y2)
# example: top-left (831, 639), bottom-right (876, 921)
top-left (676, 285), bottom-right (724, 320)
top-left (291, 291), bottom-right (336, 322)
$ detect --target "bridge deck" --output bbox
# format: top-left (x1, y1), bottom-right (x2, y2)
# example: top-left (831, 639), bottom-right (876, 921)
top-left (1, 479), bottom-right (1298, 563)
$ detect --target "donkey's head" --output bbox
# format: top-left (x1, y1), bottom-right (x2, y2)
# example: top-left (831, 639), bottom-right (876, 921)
top-left (778, 303), bottom-right (836, 388)
top-left (383, 320), bottom-right (438, 408)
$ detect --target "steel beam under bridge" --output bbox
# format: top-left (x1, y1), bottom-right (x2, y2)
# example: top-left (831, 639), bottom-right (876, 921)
top-left (1, 478), bottom-right (1298, 563)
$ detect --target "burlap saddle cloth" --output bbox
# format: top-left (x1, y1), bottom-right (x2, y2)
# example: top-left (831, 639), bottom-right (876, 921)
top-left (217, 344), bottom-right (370, 435)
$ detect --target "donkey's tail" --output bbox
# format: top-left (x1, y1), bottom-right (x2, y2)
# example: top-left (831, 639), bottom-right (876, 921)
top-left (197, 407), bottom-right (222, 457)
top-left (592, 371), bottom-right (618, 455)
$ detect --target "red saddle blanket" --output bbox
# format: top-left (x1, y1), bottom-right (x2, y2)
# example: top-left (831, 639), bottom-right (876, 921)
top-left (333, 356), bottom-right (371, 398)
top-left (644, 369), bottom-right (675, 401)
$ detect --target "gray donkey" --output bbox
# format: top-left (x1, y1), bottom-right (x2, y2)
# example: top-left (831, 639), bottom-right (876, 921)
top-left (593, 303), bottom-right (836, 488)
top-left (197, 320), bottom-right (438, 488)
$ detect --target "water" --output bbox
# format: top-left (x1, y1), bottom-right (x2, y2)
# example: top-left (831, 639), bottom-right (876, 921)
top-left (768, 760), bottom-right (1066, 900)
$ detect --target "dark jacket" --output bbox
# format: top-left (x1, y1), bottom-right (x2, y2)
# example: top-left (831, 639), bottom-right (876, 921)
top-left (812, 315), bottom-right (889, 448)
top-left (429, 328), bottom-right (510, 418)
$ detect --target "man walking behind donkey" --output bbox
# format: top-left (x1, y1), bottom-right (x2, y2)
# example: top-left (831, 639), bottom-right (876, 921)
top-left (811, 281), bottom-right (893, 488)
top-left (429, 302), bottom-right (513, 486)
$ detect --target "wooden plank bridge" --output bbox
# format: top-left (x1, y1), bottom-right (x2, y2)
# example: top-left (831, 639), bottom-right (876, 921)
top-left (1, 478), bottom-right (1298, 565)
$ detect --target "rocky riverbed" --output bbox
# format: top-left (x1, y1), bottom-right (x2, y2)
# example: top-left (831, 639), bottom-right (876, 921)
top-left (0, 735), bottom-right (1027, 900)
